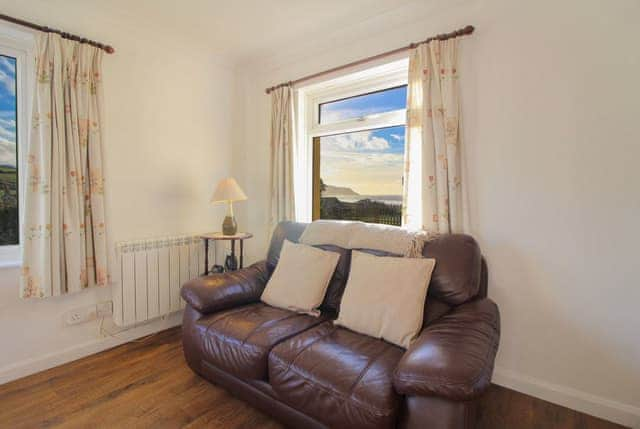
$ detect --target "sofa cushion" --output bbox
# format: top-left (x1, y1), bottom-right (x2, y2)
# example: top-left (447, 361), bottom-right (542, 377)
top-left (335, 251), bottom-right (436, 348)
top-left (269, 322), bottom-right (404, 429)
top-left (261, 240), bottom-right (340, 315)
top-left (194, 303), bottom-right (327, 380)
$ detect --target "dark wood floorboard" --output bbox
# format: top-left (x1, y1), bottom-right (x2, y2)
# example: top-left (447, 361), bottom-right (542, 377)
top-left (0, 327), bottom-right (627, 429)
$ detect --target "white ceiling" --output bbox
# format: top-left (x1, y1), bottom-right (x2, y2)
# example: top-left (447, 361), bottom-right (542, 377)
top-left (0, 0), bottom-right (453, 65)
top-left (13, 0), bottom-right (424, 64)
top-left (116, 0), bottom-right (422, 62)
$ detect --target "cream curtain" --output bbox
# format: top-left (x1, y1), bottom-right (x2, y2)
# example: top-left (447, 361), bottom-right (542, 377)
top-left (21, 34), bottom-right (108, 298)
top-left (269, 85), bottom-right (295, 230)
top-left (402, 39), bottom-right (466, 233)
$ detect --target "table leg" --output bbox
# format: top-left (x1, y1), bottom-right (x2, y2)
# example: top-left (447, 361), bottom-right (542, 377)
top-left (240, 240), bottom-right (244, 269)
top-left (203, 239), bottom-right (209, 276)
top-left (231, 239), bottom-right (236, 262)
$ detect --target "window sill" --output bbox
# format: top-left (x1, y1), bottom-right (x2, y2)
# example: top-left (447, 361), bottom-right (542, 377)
top-left (0, 259), bottom-right (21, 269)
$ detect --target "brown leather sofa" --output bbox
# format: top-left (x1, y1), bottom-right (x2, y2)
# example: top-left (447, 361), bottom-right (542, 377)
top-left (181, 221), bottom-right (500, 429)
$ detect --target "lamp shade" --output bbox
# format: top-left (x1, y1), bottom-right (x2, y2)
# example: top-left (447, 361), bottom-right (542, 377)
top-left (210, 177), bottom-right (248, 203)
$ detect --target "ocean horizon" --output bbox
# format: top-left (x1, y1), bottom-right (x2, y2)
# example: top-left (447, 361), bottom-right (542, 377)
top-left (322, 194), bottom-right (402, 206)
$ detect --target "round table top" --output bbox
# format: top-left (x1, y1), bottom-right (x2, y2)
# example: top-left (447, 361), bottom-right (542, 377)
top-left (199, 232), bottom-right (253, 240)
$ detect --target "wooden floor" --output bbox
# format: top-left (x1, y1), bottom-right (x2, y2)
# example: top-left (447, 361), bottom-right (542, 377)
top-left (0, 327), bottom-right (627, 429)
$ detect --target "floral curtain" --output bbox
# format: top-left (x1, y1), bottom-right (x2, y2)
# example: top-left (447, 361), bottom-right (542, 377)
top-left (402, 38), bottom-right (466, 233)
top-left (21, 33), bottom-right (108, 298)
top-left (269, 85), bottom-right (295, 230)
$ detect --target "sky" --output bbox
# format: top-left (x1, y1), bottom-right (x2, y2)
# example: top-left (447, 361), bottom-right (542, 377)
top-left (0, 55), bottom-right (17, 168)
top-left (319, 86), bottom-right (406, 196)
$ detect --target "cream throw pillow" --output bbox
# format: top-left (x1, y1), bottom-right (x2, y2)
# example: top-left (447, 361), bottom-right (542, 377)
top-left (261, 240), bottom-right (340, 316)
top-left (335, 251), bottom-right (436, 348)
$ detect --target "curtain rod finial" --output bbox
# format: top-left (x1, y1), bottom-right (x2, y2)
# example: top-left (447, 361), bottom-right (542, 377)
top-left (105, 46), bottom-right (115, 54)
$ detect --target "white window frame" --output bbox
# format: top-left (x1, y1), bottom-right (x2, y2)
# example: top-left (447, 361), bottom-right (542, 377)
top-left (0, 26), bottom-right (35, 267)
top-left (294, 58), bottom-right (409, 222)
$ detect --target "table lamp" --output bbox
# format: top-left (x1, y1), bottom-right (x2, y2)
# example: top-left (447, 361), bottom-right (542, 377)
top-left (211, 177), bottom-right (247, 235)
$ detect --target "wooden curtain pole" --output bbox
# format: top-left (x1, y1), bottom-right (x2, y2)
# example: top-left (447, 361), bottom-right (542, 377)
top-left (0, 13), bottom-right (115, 54)
top-left (265, 25), bottom-right (474, 94)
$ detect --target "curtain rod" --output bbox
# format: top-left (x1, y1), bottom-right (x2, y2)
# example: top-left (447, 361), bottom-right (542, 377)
top-left (265, 25), bottom-right (473, 94)
top-left (0, 13), bottom-right (115, 54)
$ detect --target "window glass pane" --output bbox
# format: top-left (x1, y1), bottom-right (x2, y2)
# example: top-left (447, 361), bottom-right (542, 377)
top-left (0, 55), bottom-right (18, 245)
top-left (318, 125), bottom-right (404, 226)
top-left (319, 85), bottom-right (407, 124)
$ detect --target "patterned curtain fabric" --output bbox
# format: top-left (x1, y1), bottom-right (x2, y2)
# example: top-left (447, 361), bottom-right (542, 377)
top-left (402, 39), bottom-right (466, 233)
top-left (21, 34), bottom-right (108, 298)
top-left (269, 85), bottom-right (296, 230)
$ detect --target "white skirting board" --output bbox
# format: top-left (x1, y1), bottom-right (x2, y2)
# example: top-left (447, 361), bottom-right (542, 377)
top-left (493, 367), bottom-right (640, 428)
top-left (0, 312), bottom-right (182, 386)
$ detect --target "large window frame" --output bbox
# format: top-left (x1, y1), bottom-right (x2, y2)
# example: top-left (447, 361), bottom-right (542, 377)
top-left (0, 28), bottom-right (34, 267)
top-left (295, 58), bottom-right (409, 223)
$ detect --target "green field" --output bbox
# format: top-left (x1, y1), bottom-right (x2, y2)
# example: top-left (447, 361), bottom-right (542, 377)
top-left (0, 165), bottom-right (18, 245)
top-left (0, 165), bottom-right (17, 182)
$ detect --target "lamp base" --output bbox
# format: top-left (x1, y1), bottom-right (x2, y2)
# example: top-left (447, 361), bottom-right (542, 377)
top-left (222, 216), bottom-right (237, 235)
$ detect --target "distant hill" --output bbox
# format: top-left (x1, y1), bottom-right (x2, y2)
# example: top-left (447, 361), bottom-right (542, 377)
top-left (322, 184), bottom-right (359, 197)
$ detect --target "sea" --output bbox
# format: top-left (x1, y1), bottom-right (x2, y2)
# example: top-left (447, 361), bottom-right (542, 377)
top-left (324, 195), bottom-right (402, 206)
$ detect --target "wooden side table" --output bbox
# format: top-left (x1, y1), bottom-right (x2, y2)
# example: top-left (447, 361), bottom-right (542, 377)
top-left (199, 232), bottom-right (253, 275)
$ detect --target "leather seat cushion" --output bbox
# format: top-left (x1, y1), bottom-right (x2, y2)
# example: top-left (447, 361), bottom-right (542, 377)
top-left (269, 322), bottom-right (404, 429)
top-left (194, 303), bottom-right (327, 380)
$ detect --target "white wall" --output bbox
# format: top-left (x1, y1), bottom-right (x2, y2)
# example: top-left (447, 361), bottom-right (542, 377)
top-left (233, 0), bottom-right (640, 426)
top-left (0, 2), bottom-right (236, 383)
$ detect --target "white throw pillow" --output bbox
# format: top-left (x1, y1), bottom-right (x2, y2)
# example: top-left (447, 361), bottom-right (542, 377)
top-left (261, 240), bottom-right (340, 316)
top-left (335, 251), bottom-right (436, 348)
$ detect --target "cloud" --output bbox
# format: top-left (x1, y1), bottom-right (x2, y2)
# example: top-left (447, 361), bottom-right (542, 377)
top-left (0, 124), bottom-right (15, 141)
top-left (0, 139), bottom-right (16, 167)
top-left (0, 114), bottom-right (16, 143)
top-left (321, 106), bottom-right (398, 123)
top-left (321, 108), bottom-right (357, 123)
top-left (0, 57), bottom-right (15, 75)
top-left (0, 69), bottom-right (15, 95)
top-left (0, 118), bottom-right (15, 129)
top-left (320, 150), bottom-right (404, 195)
top-left (390, 134), bottom-right (404, 141)
top-left (322, 131), bottom-right (390, 152)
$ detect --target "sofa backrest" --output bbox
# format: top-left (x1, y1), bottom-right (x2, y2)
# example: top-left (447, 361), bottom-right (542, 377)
top-left (421, 234), bottom-right (483, 305)
top-left (266, 221), bottom-right (487, 320)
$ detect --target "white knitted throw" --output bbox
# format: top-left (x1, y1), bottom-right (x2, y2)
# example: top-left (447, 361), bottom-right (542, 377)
top-left (299, 220), bottom-right (434, 257)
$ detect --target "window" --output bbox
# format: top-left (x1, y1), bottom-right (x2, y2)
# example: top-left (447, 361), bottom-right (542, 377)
top-left (0, 31), bottom-right (33, 265)
top-left (0, 54), bottom-right (18, 246)
top-left (319, 85), bottom-right (407, 125)
top-left (297, 59), bottom-right (408, 226)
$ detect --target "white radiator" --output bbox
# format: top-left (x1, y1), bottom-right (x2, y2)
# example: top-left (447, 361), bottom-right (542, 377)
top-left (113, 235), bottom-right (207, 327)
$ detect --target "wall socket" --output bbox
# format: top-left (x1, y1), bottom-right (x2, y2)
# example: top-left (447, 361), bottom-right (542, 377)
top-left (64, 301), bottom-right (113, 326)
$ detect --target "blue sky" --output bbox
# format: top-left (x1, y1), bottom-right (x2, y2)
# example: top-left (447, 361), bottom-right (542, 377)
top-left (319, 86), bottom-right (407, 196)
top-left (320, 85), bottom-right (406, 124)
top-left (0, 55), bottom-right (17, 168)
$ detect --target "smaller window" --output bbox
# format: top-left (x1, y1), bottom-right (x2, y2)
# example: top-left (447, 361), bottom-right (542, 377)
top-left (0, 32), bottom-right (33, 266)
top-left (0, 54), bottom-right (18, 247)
top-left (319, 85), bottom-right (407, 125)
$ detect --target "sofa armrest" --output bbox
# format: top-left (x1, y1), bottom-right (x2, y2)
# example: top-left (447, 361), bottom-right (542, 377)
top-left (180, 261), bottom-right (269, 314)
top-left (393, 298), bottom-right (500, 401)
